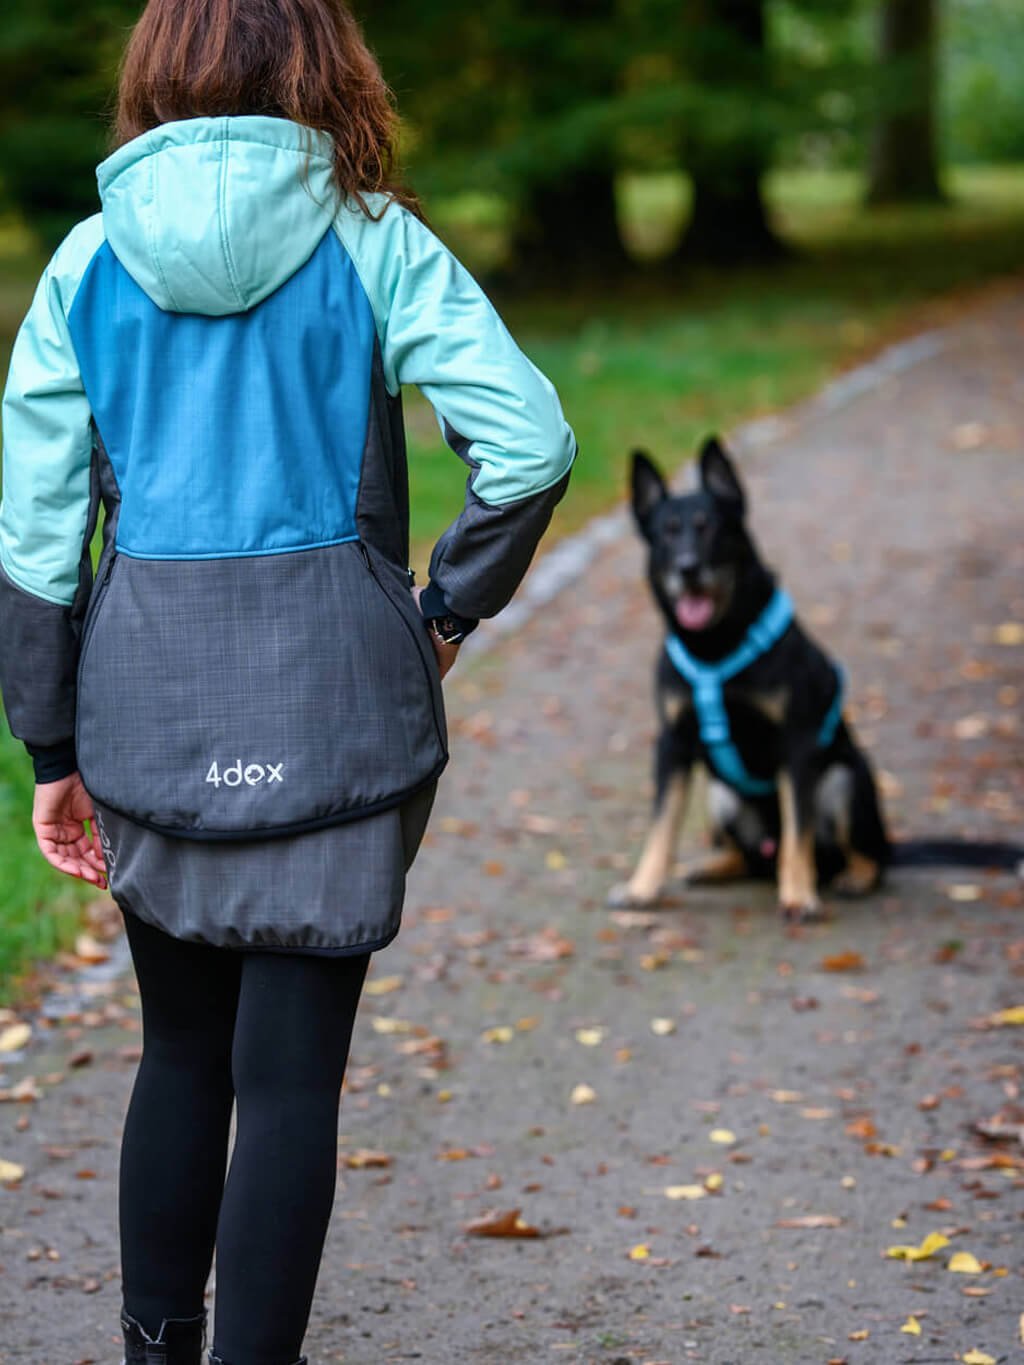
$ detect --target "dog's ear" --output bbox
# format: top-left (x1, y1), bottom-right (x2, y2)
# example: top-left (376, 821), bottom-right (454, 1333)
top-left (698, 435), bottom-right (745, 515)
top-left (631, 450), bottom-right (668, 533)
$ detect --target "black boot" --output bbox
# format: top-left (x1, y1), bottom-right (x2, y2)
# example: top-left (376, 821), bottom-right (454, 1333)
top-left (121, 1309), bottom-right (207, 1364)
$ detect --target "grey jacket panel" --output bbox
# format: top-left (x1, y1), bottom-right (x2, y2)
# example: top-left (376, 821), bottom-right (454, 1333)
top-left (0, 445), bottom-right (100, 748)
top-left (76, 540), bottom-right (447, 838)
top-left (427, 424), bottom-right (573, 620)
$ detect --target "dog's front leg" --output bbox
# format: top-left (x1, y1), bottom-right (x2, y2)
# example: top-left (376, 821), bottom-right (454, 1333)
top-left (777, 755), bottom-right (823, 921)
top-left (609, 731), bottom-right (692, 908)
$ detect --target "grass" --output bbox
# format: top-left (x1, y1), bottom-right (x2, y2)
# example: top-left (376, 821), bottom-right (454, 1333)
top-left (1, 165), bottom-right (1023, 999)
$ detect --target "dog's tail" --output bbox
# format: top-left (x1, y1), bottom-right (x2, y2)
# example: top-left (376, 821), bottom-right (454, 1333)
top-left (890, 839), bottom-right (1023, 874)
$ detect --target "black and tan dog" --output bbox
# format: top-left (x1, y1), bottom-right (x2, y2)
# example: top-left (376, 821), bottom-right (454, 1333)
top-left (610, 437), bottom-right (890, 920)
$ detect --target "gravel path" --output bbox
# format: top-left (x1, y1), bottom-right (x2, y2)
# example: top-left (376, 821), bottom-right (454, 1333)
top-left (1, 289), bottom-right (1023, 1365)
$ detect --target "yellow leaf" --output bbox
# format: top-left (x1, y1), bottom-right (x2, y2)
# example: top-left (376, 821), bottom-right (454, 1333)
top-left (371, 1017), bottom-right (413, 1035)
top-left (993, 621), bottom-right (1024, 645)
top-left (900, 1316), bottom-right (922, 1336)
top-left (948, 1252), bottom-right (983, 1275)
top-left (664, 1184), bottom-right (706, 1201)
top-left (0, 1024), bottom-right (31, 1053)
top-left (948, 883), bottom-right (982, 902)
top-left (0, 1158), bottom-right (25, 1182)
top-left (545, 849), bottom-right (567, 870)
top-left (704, 1173), bottom-right (724, 1192)
top-left (650, 1018), bottom-right (676, 1036)
top-left (363, 975), bottom-right (403, 996)
top-left (516, 1016), bottom-right (540, 1031)
top-left (962, 1352), bottom-right (996, 1365)
top-left (640, 951), bottom-right (670, 971)
top-left (990, 1005), bottom-right (1024, 1027)
top-left (886, 1231), bottom-right (950, 1261)
top-left (628, 1243), bottom-right (650, 1261)
top-left (571, 1083), bottom-right (597, 1105)
top-left (482, 1026), bottom-right (514, 1044)
top-left (575, 1027), bottom-right (606, 1046)
top-left (709, 1128), bottom-right (736, 1145)
top-left (848, 1329), bottom-right (869, 1341)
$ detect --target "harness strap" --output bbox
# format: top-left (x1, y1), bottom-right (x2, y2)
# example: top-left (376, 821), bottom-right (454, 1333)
top-left (665, 589), bottom-right (844, 798)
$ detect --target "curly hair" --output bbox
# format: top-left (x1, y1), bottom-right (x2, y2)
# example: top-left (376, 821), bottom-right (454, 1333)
top-left (113, 0), bottom-right (419, 217)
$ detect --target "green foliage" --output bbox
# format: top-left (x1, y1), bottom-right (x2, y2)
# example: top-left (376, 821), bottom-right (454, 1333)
top-left (944, 0), bottom-right (1024, 164)
top-left (0, 0), bottom-right (135, 249)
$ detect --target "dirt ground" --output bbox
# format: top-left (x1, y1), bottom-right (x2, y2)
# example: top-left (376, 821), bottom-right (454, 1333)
top-left (1, 289), bottom-right (1023, 1365)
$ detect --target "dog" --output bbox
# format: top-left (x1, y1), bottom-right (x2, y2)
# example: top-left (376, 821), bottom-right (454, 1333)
top-left (609, 436), bottom-right (890, 921)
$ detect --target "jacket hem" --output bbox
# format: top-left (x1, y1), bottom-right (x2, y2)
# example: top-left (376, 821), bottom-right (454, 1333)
top-left (117, 900), bottom-right (399, 956)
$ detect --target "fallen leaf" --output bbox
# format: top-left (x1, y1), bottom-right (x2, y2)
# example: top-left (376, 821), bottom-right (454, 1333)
top-left (709, 1129), bottom-right (736, 1146)
top-left (886, 1231), bottom-right (949, 1261)
top-left (363, 975), bottom-right (404, 997)
top-left (962, 1352), bottom-right (996, 1365)
top-left (846, 1116), bottom-right (877, 1140)
top-left (342, 1149), bottom-right (392, 1169)
top-left (0, 1023), bottom-right (31, 1053)
top-left (704, 1173), bottom-right (724, 1192)
top-left (775, 1214), bottom-right (843, 1229)
top-left (571, 1083), bottom-right (597, 1106)
top-left (370, 1017), bottom-right (413, 1035)
top-left (481, 1026), bottom-right (515, 1044)
top-left (848, 1329), bottom-right (869, 1341)
top-left (544, 850), bottom-right (567, 871)
top-left (74, 934), bottom-right (110, 964)
top-left (650, 1018), bottom-right (676, 1036)
top-left (0, 1158), bottom-right (25, 1182)
top-left (988, 1005), bottom-right (1024, 1027)
top-left (900, 1316), bottom-right (922, 1336)
top-left (628, 1243), bottom-right (650, 1261)
top-left (464, 1208), bottom-right (541, 1238)
top-left (821, 951), bottom-right (864, 972)
top-left (947, 1252), bottom-right (983, 1275)
top-left (993, 621), bottom-right (1024, 645)
top-left (574, 1027), bottom-right (606, 1047)
top-left (664, 1185), bottom-right (706, 1201)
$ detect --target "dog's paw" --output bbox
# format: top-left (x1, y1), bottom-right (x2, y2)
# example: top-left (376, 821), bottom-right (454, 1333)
top-left (779, 895), bottom-right (828, 923)
top-left (607, 881), bottom-right (664, 910)
top-left (832, 854), bottom-right (882, 899)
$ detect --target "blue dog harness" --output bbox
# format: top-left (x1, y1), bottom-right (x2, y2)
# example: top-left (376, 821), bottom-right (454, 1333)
top-left (665, 588), bottom-right (844, 797)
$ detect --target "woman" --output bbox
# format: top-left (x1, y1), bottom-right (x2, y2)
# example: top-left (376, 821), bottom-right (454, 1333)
top-left (0, 2), bottom-right (575, 1361)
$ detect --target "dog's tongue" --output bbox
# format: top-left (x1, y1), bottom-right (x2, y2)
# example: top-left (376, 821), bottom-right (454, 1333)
top-left (676, 593), bottom-right (715, 631)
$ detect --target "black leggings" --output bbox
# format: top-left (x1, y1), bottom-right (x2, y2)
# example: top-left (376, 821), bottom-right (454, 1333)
top-left (119, 911), bottom-right (368, 1365)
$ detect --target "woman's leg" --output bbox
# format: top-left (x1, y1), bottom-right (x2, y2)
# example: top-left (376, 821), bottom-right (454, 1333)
top-left (211, 949), bottom-right (369, 1365)
top-left (119, 911), bottom-right (242, 1334)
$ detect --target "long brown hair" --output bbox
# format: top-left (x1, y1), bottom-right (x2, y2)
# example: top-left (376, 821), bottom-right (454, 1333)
top-left (113, 0), bottom-right (419, 216)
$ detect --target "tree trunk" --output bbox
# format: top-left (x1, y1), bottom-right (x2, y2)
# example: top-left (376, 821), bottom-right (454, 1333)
top-left (510, 166), bottom-right (626, 284)
top-left (678, 0), bottom-right (786, 266)
top-left (867, 0), bottom-right (943, 205)
top-left (505, 0), bottom-right (629, 282)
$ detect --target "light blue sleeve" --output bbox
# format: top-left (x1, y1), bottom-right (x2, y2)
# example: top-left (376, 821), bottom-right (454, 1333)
top-left (334, 198), bottom-right (575, 618)
top-left (0, 216), bottom-right (105, 753)
top-left (0, 215), bottom-right (105, 605)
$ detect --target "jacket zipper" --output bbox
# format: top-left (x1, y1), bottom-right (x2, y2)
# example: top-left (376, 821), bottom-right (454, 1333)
top-left (357, 542), bottom-right (447, 757)
top-left (79, 552), bottom-right (118, 667)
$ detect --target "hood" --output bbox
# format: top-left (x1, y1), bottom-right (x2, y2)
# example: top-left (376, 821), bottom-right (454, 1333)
top-left (97, 116), bottom-right (338, 316)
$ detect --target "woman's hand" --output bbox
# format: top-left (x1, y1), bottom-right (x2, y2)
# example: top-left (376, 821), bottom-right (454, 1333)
top-left (412, 587), bottom-right (461, 680)
top-left (32, 773), bottom-right (108, 889)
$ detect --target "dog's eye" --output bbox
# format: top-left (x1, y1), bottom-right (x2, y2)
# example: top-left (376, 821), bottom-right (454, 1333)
top-left (663, 513), bottom-right (681, 534)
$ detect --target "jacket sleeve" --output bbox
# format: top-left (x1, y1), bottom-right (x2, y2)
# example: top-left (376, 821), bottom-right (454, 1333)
top-left (335, 201), bottom-right (576, 621)
top-left (0, 222), bottom-right (102, 778)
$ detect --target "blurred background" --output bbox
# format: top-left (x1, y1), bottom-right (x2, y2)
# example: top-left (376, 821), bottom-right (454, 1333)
top-left (1, 0), bottom-right (1023, 991)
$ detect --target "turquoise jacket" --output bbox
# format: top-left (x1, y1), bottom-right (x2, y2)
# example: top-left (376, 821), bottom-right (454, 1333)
top-left (0, 116), bottom-right (575, 840)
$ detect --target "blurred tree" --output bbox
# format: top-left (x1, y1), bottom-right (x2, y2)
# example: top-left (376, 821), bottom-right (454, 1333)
top-left (676, 0), bottom-right (786, 264)
top-left (866, 0), bottom-right (943, 203)
top-left (362, 0), bottom-right (629, 281)
top-left (0, 1), bottom-right (132, 250)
